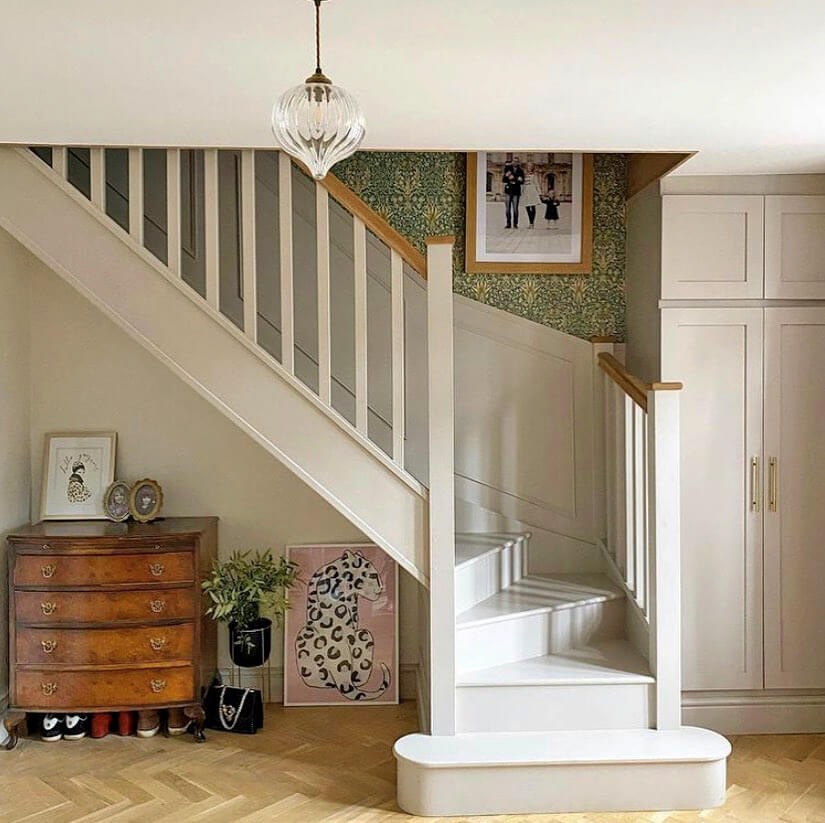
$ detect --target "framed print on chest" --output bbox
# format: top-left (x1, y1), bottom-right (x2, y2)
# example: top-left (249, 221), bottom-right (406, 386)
top-left (466, 151), bottom-right (593, 274)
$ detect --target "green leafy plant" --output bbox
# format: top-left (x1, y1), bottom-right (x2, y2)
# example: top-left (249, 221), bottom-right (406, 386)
top-left (202, 551), bottom-right (299, 648)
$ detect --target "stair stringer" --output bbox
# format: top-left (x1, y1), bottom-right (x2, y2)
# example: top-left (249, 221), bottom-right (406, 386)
top-left (0, 147), bottom-right (428, 584)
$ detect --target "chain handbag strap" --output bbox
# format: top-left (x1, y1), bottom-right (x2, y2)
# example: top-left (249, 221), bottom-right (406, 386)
top-left (218, 685), bottom-right (251, 731)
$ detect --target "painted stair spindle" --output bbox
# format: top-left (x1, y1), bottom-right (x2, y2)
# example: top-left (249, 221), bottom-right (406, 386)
top-left (316, 183), bottom-right (331, 405)
top-left (241, 149), bottom-right (258, 343)
top-left (128, 148), bottom-right (144, 245)
top-left (353, 216), bottom-right (368, 436)
top-left (391, 248), bottom-right (405, 467)
top-left (204, 149), bottom-right (220, 311)
top-left (90, 148), bottom-right (105, 210)
top-left (278, 152), bottom-right (295, 373)
top-left (166, 148), bottom-right (182, 277)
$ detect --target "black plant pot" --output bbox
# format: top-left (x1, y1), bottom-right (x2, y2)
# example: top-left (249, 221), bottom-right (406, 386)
top-left (229, 618), bottom-right (272, 668)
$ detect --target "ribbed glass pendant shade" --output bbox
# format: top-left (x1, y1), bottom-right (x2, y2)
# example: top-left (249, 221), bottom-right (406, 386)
top-left (272, 80), bottom-right (366, 180)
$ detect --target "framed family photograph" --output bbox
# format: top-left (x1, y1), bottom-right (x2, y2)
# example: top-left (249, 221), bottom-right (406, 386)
top-left (283, 543), bottom-right (399, 706)
top-left (466, 152), bottom-right (593, 274)
top-left (40, 431), bottom-right (117, 520)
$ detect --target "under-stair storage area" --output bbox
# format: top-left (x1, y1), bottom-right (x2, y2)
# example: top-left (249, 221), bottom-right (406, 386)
top-left (629, 179), bottom-right (825, 733)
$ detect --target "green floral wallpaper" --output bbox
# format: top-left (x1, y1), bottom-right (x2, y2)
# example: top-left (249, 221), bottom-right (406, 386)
top-left (333, 152), bottom-right (627, 340)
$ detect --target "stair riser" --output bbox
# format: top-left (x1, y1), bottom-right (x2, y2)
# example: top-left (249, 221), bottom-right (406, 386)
top-left (396, 758), bottom-right (727, 816)
top-left (456, 682), bottom-right (653, 733)
top-left (455, 539), bottom-right (527, 614)
top-left (456, 599), bottom-right (624, 673)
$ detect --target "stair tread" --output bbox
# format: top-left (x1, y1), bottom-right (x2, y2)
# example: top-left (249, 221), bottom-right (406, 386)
top-left (457, 639), bottom-right (653, 686)
top-left (457, 573), bottom-right (623, 627)
top-left (455, 532), bottom-right (529, 568)
top-left (394, 727), bottom-right (731, 768)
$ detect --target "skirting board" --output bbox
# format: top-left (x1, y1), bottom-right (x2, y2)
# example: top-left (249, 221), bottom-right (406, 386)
top-left (683, 690), bottom-right (825, 734)
top-left (217, 663), bottom-right (418, 705)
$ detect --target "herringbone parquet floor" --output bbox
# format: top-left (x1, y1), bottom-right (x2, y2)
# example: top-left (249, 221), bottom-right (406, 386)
top-left (3, 703), bottom-right (825, 822)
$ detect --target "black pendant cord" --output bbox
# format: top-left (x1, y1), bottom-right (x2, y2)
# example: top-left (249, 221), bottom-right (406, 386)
top-left (314, 0), bottom-right (322, 75)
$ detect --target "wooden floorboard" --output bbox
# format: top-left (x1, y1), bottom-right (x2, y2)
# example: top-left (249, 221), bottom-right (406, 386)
top-left (3, 702), bottom-right (825, 821)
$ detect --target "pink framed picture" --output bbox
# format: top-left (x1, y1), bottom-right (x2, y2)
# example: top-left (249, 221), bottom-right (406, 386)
top-left (284, 543), bottom-right (399, 706)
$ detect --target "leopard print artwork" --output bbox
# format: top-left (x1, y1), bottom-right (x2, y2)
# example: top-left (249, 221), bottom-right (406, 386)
top-left (294, 549), bottom-right (391, 701)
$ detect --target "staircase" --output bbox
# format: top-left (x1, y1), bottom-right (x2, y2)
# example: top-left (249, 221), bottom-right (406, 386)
top-left (0, 145), bottom-right (730, 815)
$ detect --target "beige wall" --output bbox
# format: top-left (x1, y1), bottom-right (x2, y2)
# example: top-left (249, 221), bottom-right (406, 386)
top-left (0, 229), bottom-right (32, 713)
top-left (22, 255), bottom-right (418, 698)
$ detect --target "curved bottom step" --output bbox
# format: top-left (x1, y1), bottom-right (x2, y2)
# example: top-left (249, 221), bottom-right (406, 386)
top-left (394, 727), bottom-right (730, 816)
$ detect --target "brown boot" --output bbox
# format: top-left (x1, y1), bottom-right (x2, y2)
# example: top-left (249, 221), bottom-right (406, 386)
top-left (136, 710), bottom-right (160, 738)
top-left (167, 708), bottom-right (191, 736)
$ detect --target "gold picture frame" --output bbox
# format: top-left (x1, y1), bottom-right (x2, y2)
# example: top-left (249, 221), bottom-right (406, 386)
top-left (466, 152), bottom-right (594, 275)
top-left (129, 478), bottom-right (164, 523)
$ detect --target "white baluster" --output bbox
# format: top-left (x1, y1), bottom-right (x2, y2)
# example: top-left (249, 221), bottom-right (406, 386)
top-left (278, 153), bottom-right (294, 373)
top-left (316, 184), bottom-right (331, 405)
top-left (353, 216), bottom-right (368, 436)
top-left (391, 249), bottom-right (405, 466)
top-left (614, 383), bottom-right (628, 577)
top-left (204, 149), bottom-right (220, 310)
top-left (90, 148), bottom-right (105, 209)
top-left (624, 393), bottom-right (636, 592)
top-left (604, 375), bottom-right (617, 557)
top-left (241, 150), bottom-right (258, 343)
top-left (166, 149), bottom-right (182, 276)
top-left (647, 389), bottom-right (681, 730)
top-left (128, 148), bottom-right (144, 244)
top-left (427, 236), bottom-right (456, 736)
top-left (633, 403), bottom-right (647, 610)
top-left (52, 147), bottom-right (67, 179)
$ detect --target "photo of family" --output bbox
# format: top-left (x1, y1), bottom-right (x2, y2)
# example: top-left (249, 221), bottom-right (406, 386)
top-left (466, 151), bottom-right (593, 274)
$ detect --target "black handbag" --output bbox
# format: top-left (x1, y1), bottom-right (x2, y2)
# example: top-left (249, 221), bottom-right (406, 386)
top-left (203, 684), bottom-right (264, 734)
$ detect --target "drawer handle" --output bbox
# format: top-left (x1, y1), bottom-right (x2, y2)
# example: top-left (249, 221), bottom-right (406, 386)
top-left (148, 562), bottom-right (165, 577)
top-left (149, 637), bottom-right (168, 651)
top-left (150, 679), bottom-right (167, 693)
top-left (40, 639), bottom-right (58, 654)
top-left (40, 602), bottom-right (57, 616)
top-left (40, 563), bottom-right (57, 579)
top-left (42, 543), bottom-right (52, 550)
top-left (149, 599), bottom-right (166, 614)
top-left (41, 682), bottom-right (58, 696)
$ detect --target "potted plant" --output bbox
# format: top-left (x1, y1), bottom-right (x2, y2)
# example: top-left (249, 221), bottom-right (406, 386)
top-left (202, 550), bottom-right (298, 668)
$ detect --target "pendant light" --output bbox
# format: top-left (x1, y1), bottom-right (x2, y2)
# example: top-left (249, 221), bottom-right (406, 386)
top-left (272, 0), bottom-right (366, 180)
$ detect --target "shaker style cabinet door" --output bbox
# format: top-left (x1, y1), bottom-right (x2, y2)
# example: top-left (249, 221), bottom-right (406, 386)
top-left (763, 308), bottom-right (825, 688)
top-left (661, 195), bottom-right (765, 299)
top-left (765, 196), bottom-right (825, 299)
top-left (661, 308), bottom-right (764, 690)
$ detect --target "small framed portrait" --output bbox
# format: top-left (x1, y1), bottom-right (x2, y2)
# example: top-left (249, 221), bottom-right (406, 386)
top-left (466, 151), bottom-right (593, 274)
top-left (284, 544), bottom-right (399, 706)
top-left (103, 480), bottom-right (131, 522)
top-left (40, 432), bottom-right (117, 520)
top-left (129, 478), bottom-right (164, 523)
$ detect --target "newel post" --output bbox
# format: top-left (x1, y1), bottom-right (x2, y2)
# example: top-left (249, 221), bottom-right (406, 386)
top-left (426, 236), bottom-right (456, 736)
top-left (647, 388), bottom-right (682, 730)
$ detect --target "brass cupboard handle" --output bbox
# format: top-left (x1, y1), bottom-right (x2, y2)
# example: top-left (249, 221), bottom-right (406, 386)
top-left (41, 682), bottom-right (58, 696)
top-left (149, 637), bottom-right (168, 652)
top-left (40, 639), bottom-right (58, 654)
top-left (148, 562), bottom-right (165, 577)
top-left (148, 599), bottom-right (166, 614)
top-left (750, 457), bottom-right (760, 512)
top-left (40, 602), bottom-right (57, 616)
top-left (150, 679), bottom-right (167, 693)
top-left (40, 563), bottom-right (57, 579)
top-left (769, 457), bottom-right (778, 512)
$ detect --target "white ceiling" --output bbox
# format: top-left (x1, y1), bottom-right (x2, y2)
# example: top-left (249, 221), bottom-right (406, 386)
top-left (2, 0), bottom-right (824, 175)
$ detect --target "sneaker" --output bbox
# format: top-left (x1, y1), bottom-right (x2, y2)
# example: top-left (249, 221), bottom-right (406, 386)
top-left (137, 710), bottom-right (160, 738)
top-left (64, 714), bottom-right (89, 740)
top-left (166, 708), bottom-right (191, 737)
top-left (40, 713), bottom-right (64, 742)
top-left (90, 712), bottom-right (112, 739)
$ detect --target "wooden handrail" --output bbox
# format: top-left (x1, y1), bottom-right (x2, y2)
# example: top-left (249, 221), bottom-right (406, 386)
top-left (597, 352), bottom-right (682, 413)
top-left (292, 159), bottom-right (428, 278)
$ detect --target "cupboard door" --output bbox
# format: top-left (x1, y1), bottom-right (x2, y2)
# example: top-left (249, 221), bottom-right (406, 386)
top-left (661, 308), bottom-right (764, 690)
top-left (661, 195), bottom-right (764, 299)
top-left (763, 308), bottom-right (825, 688)
top-left (765, 196), bottom-right (825, 299)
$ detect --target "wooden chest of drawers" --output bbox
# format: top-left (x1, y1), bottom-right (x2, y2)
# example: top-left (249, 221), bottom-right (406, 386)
top-left (4, 518), bottom-right (217, 748)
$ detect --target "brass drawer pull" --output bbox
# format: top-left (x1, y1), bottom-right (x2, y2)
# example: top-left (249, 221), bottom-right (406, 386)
top-left (148, 599), bottom-right (166, 614)
top-left (41, 682), bottom-right (58, 696)
top-left (42, 543), bottom-right (52, 550)
top-left (149, 637), bottom-right (168, 652)
top-left (150, 679), bottom-right (167, 693)
top-left (40, 639), bottom-right (58, 654)
top-left (40, 602), bottom-right (57, 616)
top-left (148, 562), bottom-right (165, 577)
top-left (40, 563), bottom-right (57, 579)
top-left (750, 456), bottom-right (760, 512)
